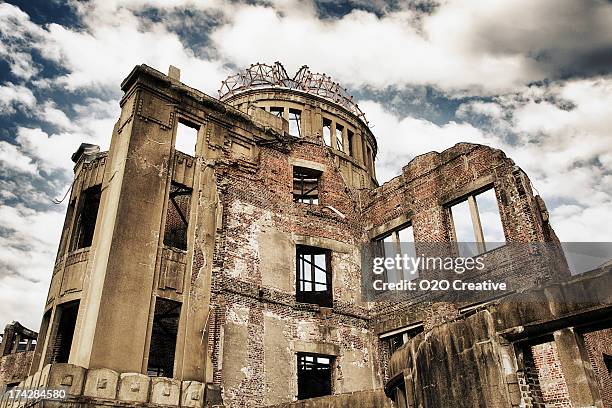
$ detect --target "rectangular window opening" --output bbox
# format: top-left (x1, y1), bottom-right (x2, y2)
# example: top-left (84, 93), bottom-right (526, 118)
top-left (386, 324), bottom-right (424, 355)
top-left (147, 298), bottom-right (180, 378)
top-left (70, 185), bottom-right (101, 251)
top-left (366, 146), bottom-right (372, 170)
top-left (50, 301), bottom-right (79, 364)
top-left (296, 245), bottom-right (332, 307)
top-left (374, 224), bottom-right (416, 284)
top-left (335, 124), bottom-right (344, 152)
top-left (175, 121), bottom-right (198, 157)
top-left (270, 106), bottom-right (284, 118)
top-left (293, 166), bottom-right (321, 205)
top-left (322, 118), bottom-right (332, 147)
top-left (347, 130), bottom-right (354, 157)
top-left (449, 187), bottom-right (505, 257)
top-left (297, 353), bottom-right (333, 400)
top-left (163, 182), bottom-right (192, 250)
top-left (289, 109), bottom-right (302, 137)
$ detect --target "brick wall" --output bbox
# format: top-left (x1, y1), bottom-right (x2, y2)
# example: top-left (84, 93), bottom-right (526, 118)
top-left (584, 328), bottom-right (612, 408)
top-left (208, 136), bottom-right (377, 407)
top-left (531, 341), bottom-right (572, 408)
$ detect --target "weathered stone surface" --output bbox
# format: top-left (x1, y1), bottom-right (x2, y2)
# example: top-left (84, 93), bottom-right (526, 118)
top-left (118, 373), bottom-right (150, 403)
top-left (83, 368), bottom-right (118, 400)
top-left (150, 377), bottom-right (180, 406)
top-left (181, 380), bottom-right (204, 407)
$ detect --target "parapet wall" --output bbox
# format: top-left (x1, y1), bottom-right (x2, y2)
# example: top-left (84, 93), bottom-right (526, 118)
top-left (0, 364), bottom-right (211, 408)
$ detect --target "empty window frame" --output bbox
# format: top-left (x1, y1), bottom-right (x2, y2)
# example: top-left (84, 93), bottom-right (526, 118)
top-left (296, 245), bottom-right (332, 307)
top-left (297, 353), bottom-right (333, 400)
top-left (163, 183), bottom-right (192, 250)
top-left (322, 118), bottom-right (332, 147)
top-left (175, 121), bottom-right (198, 157)
top-left (288, 109), bottom-right (302, 137)
top-left (449, 187), bottom-right (505, 257)
top-left (49, 301), bottom-right (79, 364)
top-left (374, 224), bottom-right (416, 283)
top-left (347, 129), bottom-right (354, 157)
top-left (385, 324), bottom-right (424, 355)
top-left (270, 106), bottom-right (284, 118)
top-left (293, 166), bottom-right (321, 205)
top-left (365, 145), bottom-right (373, 171)
top-left (70, 185), bottom-right (101, 251)
top-left (335, 124), bottom-right (344, 152)
top-left (147, 298), bottom-right (180, 377)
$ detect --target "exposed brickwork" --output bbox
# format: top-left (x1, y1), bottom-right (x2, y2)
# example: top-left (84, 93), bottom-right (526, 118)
top-left (532, 342), bottom-right (571, 408)
top-left (584, 329), bottom-right (612, 408)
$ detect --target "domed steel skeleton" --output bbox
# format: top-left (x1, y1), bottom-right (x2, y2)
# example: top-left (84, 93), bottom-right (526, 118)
top-left (218, 62), bottom-right (369, 126)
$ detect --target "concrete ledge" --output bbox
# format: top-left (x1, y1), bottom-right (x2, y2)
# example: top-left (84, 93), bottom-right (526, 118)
top-left (118, 372), bottom-right (150, 403)
top-left (150, 377), bottom-right (180, 406)
top-left (265, 389), bottom-right (393, 408)
top-left (84, 368), bottom-right (119, 400)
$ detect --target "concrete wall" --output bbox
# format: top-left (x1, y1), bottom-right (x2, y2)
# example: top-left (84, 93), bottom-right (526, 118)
top-left (386, 267), bottom-right (612, 408)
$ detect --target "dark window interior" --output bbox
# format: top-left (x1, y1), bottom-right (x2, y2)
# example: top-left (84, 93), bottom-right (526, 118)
top-left (297, 353), bottom-right (333, 400)
top-left (293, 166), bottom-right (321, 205)
top-left (70, 185), bottom-right (101, 250)
top-left (387, 325), bottom-right (424, 355)
top-left (147, 298), bottom-right (181, 377)
top-left (604, 353), bottom-right (612, 375)
top-left (50, 301), bottom-right (79, 364)
top-left (296, 245), bottom-right (332, 307)
top-left (347, 129), bottom-right (354, 157)
top-left (163, 183), bottom-right (192, 250)
top-left (270, 106), bottom-right (284, 117)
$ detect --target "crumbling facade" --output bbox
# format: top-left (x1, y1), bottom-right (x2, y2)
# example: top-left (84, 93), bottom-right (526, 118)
top-left (0, 322), bottom-right (37, 389)
top-left (1, 63), bottom-right (610, 408)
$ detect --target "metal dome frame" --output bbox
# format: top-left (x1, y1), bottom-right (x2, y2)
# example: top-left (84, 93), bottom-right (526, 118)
top-left (218, 62), bottom-right (368, 126)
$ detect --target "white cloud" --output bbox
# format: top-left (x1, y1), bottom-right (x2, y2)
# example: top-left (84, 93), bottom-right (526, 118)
top-left (0, 141), bottom-right (37, 174)
top-left (361, 100), bottom-right (496, 182)
top-left (210, 0), bottom-right (612, 95)
top-left (363, 77), bottom-right (612, 242)
top-left (0, 3), bottom-right (46, 80)
top-left (0, 82), bottom-right (36, 115)
top-left (40, 101), bottom-right (76, 131)
top-left (0, 204), bottom-right (64, 328)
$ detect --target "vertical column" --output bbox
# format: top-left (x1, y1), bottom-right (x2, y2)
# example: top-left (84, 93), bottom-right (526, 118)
top-left (11, 333), bottom-right (21, 353)
top-left (71, 77), bottom-right (176, 373)
top-left (301, 104), bottom-right (313, 137)
top-left (355, 130), bottom-right (364, 166)
top-left (313, 107), bottom-right (322, 140)
top-left (0, 325), bottom-right (13, 356)
top-left (178, 121), bottom-right (220, 382)
top-left (554, 328), bottom-right (602, 407)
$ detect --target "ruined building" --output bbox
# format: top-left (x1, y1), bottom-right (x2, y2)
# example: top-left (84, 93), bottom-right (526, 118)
top-left (0, 322), bottom-right (37, 390)
top-left (1, 63), bottom-right (611, 408)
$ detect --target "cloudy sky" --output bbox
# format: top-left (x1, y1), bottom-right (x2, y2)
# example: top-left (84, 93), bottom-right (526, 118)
top-left (1, 0), bottom-right (611, 329)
